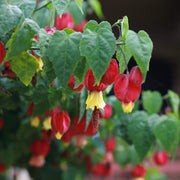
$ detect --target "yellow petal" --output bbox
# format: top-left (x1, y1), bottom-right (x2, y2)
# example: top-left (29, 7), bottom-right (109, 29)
top-left (122, 102), bottom-right (134, 113)
top-left (43, 117), bottom-right (52, 130)
top-left (30, 117), bottom-right (40, 127)
top-left (133, 178), bottom-right (145, 180)
top-left (55, 132), bottom-right (62, 140)
top-left (86, 91), bottom-right (105, 110)
top-left (36, 57), bottom-right (44, 72)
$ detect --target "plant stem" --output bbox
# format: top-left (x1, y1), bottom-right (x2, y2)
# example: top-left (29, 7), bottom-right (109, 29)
top-left (31, 47), bottom-right (40, 50)
top-left (118, 45), bottom-right (129, 73)
top-left (34, 1), bottom-right (52, 12)
top-left (0, 85), bottom-right (12, 96)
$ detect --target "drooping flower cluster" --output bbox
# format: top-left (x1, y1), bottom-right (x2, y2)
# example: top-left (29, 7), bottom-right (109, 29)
top-left (114, 66), bottom-right (143, 113)
top-left (62, 109), bottom-right (99, 147)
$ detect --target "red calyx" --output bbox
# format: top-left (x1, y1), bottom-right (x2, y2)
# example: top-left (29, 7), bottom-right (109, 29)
top-left (101, 59), bottom-right (119, 85)
top-left (132, 164), bottom-right (146, 178)
top-left (55, 13), bottom-right (74, 30)
top-left (68, 74), bottom-right (84, 92)
top-left (28, 102), bottom-right (34, 116)
top-left (61, 128), bottom-right (74, 144)
top-left (0, 117), bottom-right (3, 130)
top-left (85, 69), bottom-right (107, 92)
top-left (4, 61), bottom-right (10, 69)
top-left (114, 66), bottom-right (143, 104)
top-left (51, 110), bottom-right (71, 136)
top-left (74, 20), bottom-right (88, 32)
top-left (100, 103), bottom-right (112, 119)
top-left (153, 150), bottom-right (169, 166)
top-left (0, 42), bottom-right (5, 65)
top-left (0, 163), bottom-right (6, 174)
top-left (42, 130), bottom-right (55, 143)
top-left (72, 109), bottom-right (99, 136)
top-left (105, 137), bottom-right (116, 152)
top-left (30, 139), bottom-right (50, 157)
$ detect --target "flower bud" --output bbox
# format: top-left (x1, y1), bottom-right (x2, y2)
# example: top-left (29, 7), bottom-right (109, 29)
top-left (0, 42), bottom-right (5, 64)
top-left (0, 117), bottom-right (3, 130)
top-left (51, 110), bottom-right (71, 140)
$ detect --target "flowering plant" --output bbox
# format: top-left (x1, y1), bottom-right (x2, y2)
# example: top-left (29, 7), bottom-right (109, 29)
top-left (0, 0), bottom-right (179, 179)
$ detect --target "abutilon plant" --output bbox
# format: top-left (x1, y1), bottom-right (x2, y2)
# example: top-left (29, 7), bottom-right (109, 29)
top-left (73, 20), bottom-right (88, 32)
top-left (55, 12), bottom-right (74, 30)
top-left (85, 59), bottom-right (118, 110)
top-left (68, 74), bottom-right (84, 92)
top-left (29, 139), bottom-right (50, 167)
top-left (153, 150), bottom-right (169, 166)
top-left (114, 66), bottom-right (143, 113)
top-left (0, 117), bottom-right (3, 130)
top-left (131, 164), bottom-right (146, 178)
top-left (51, 106), bottom-right (71, 140)
top-left (0, 163), bottom-right (6, 174)
top-left (0, 42), bottom-right (5, 64)
top-left (99, 103), bottom-right (113, 119)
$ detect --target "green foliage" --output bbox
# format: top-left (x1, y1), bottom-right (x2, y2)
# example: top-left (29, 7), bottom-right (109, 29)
top-left (154, 115), bottom-right (179, 154)
top-left (126, 30), bottom-right (153, 80)
top-left (80, 20), bottom-right (116, 83)
top-left (168, 90), bottom-right (180, 118)
top-left (47, 31), bottom-right (82, 89)
top-left (116, 44), bottom-right (132, 73)
top-left (5, 18), bottom-right (40, 61)
top-left (121, 16), bottom-right (129, 40)
top-left (88, 0), bottom-right (104, 19)
top-left (10, 52), bottom-right (39, 86)
top-left (128, 111), bottom-right (154, 161)
top-left (10, 0), bottom-right (36, 18)
top-left (52, 0), bottom-right (71, 17)
top-left (0, 1), bottom-right (178, 179)
top-left (0, 0), bottom-right (22, 36)
top-left (75, 0), bottom-right (84, 14)
top-left (142, 90), bottom-right (163, 115)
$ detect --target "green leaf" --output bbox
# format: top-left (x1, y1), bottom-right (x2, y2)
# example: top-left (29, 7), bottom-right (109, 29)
top-left (88, 0), bottom-right (104, 19)
top-left (52, 0), bottom-right (71, 17)
top-left (47, 31), bottom-right (82, 88)
top-left (10, 51), bottom-right (39, 86)
top-left (0, 0), bottom-right (22, 36)
top-left (142, 91), bottom-right (163, 115)
top-left (32, 85), bottom-right (50, 116)
top-left (86, 108), bottom-right (93, 130)
top-left (48, 87), bottom-right (62, 107)
top-left (10, 0), bottom-right (36, 18)
top-left (79, 88), bottom-right (88, 121)
top-left (67, 1), bottom-right (87, 25)
top-left (33, 7), bottom-right (51, 28)
top-left (121, 16), bottom-right (129, 40)
top-left (5, 18), bottom-right (40, 61)
top-left (75, 0), bottom-right (84, 14)
top-left (126, 30), bottom-right (153, 80)
top-left (116, 44), bottom-right (132, 73)
top-left (39, 29), bottom-right (56, 84)
top-left (154, 115), bottom-right (179, 154)
top-left (80, 20), bottom-right (116, 83)
top-left (128, 111), bottom-right (154, 161)
top-left (74, 57), bottom-right (87, 83)
top-left (168, 90), bottom-right (180, 118)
